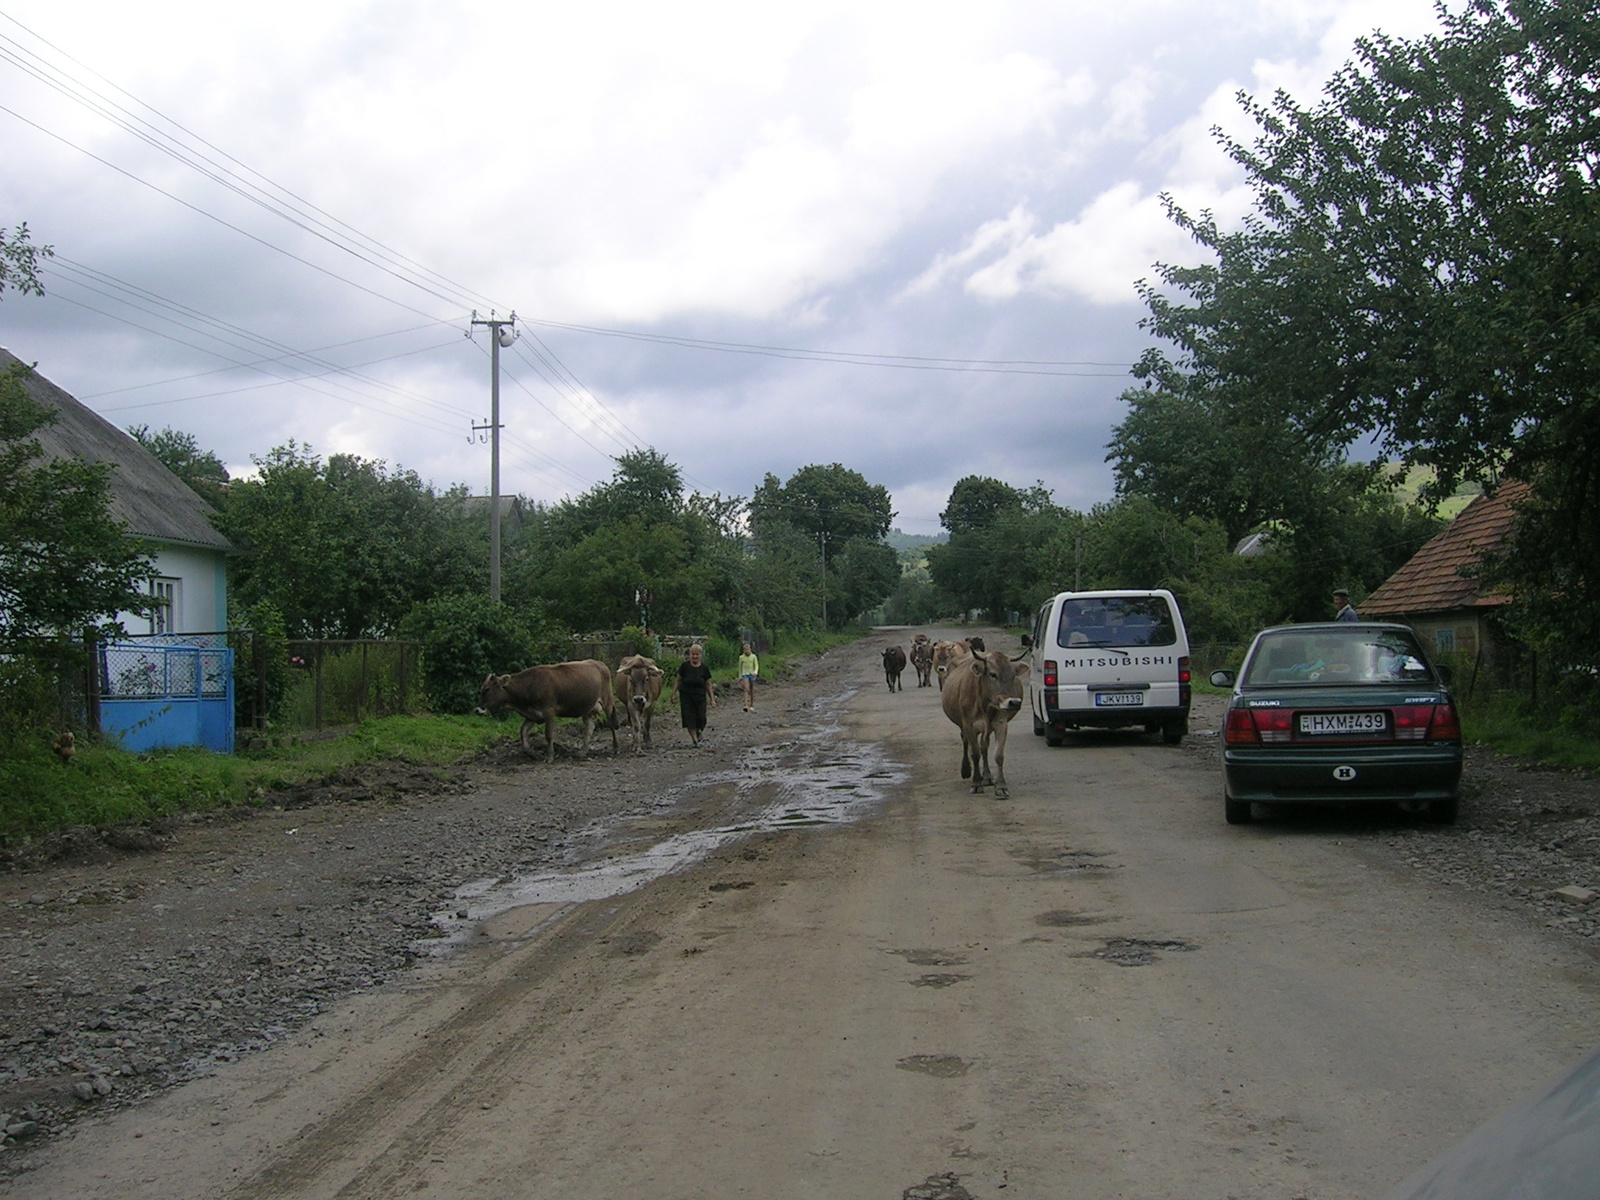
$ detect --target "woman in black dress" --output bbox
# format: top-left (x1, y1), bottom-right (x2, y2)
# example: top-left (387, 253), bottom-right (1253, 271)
top-left (671, 643), bottom-right (715, 746)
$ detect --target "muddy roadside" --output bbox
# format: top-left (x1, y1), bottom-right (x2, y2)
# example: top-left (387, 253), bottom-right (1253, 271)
top-left (0, 644), bottom-right (868, 1165)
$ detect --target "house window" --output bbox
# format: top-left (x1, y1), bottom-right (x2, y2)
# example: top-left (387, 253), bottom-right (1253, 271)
top-left (149, 578), bottom-right (180, 635)
top-left (1434, 628), bottom-right (1456, 654)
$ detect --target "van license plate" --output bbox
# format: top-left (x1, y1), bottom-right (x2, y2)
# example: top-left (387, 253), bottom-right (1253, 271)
top-left (1095, 692), bottom-right (1144, 707)
top-left (1298, 711), bottom-right (1386, 735)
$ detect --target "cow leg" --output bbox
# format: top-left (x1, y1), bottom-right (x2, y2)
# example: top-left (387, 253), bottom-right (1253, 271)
top-left (519, 717), bottom-right (539, 758)
top-left (959, 730), bottom-right (972, 780)
top-left (579, 713), bottom-right (594, 757)
top-left (991, 719), bottom-right (1012, 799)
top-left (642, 709), bottom-right (652, 746)
top-left (974, 723), bottom-right (994, 791)
top-left (544, 715), bottom-right (557, 764)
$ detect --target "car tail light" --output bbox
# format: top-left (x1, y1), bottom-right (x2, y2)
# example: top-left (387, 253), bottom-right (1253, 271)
top-left (1429, 701), bottom-right (1461, 741)
top-left (1225, 707), bottom-right (1258, 745)
top-left (1392, 705), bottom-right (1434, 741)
top-left (1042, 660), bottom-right (1058, 688)
top-left (1043, 659), bottom-right (1058, 712)
top-left (1178, 655), bottom-right (1191, 706)
top-left (1252, 708), bottom-right (1293, 743)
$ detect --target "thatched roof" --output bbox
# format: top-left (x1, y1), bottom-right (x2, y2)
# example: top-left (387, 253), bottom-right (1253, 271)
top-left (2, 347), bottom-right (232, 552)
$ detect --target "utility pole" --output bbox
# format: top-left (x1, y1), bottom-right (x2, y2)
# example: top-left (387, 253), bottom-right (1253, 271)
top-left (819, 529), bottom-right (830, 630)
top-left (470, 311), bottom-right (517, 602)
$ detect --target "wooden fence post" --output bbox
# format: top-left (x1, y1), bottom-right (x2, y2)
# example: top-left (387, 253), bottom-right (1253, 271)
top-left (83, 628), bottom-right (101, 736)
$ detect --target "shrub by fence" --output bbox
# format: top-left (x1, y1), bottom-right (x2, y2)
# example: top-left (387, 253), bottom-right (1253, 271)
top-left (279, 640), bottom-right (421, 731)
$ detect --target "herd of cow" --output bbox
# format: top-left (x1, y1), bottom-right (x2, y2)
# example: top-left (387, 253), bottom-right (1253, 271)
top-left (475, 630), bottom-right (1031, 800)
top-left (882, 632), bottom-right (1030, 799)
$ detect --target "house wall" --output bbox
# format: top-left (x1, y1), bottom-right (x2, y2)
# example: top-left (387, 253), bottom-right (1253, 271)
top-left (1389, 611), bottom-right (1502, 667)
top-left (115, 542), bottom-right (229, 635)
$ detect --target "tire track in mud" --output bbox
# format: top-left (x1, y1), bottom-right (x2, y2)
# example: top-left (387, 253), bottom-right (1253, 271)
top-left (224, 694), bottom-right (909, 1200)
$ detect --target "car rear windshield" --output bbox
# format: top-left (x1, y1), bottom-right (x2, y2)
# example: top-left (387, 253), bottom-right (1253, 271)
top-left (1056, 596), bottom-right (1177, 649)
top-left (1242, 629), bottom-right (1435, 687)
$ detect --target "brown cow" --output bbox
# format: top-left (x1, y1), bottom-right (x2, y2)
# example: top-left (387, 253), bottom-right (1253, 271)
top-left (882, 645), bottom-right (907, 692)
top-left (909, 639), bottom-right (935, 687)
top-left (940, 647), bottom-right (1030, 799)
top-left (930, 640), bottom-right (973, 690)
top-left (476, 659), bottom-right (618, 763)
top-left (614, 654), bottom-right (664, 755)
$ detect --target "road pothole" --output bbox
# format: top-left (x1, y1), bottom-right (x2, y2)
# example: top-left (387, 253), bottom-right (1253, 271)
top-left (1084, 937), bottom-right (1198, 966)
top-left (1014, 847), bottom-right (1113, 875)
top-left (897, 1054), bottom-right (971, 1077)
top-left (910, 973), bottom-right (972, 988)
top-left (904, 1172), bottom-right (974, 1200)
top-left (890, 948), bottom-right (970, 967)
top-left (1034, 909), bottom-right (1112, 927)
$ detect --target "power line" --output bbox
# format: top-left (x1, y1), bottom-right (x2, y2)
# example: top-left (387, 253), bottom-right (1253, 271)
top-left (520, 317), bottom-right (1135, 376)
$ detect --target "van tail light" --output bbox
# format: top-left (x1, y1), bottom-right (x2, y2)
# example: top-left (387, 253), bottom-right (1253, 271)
top-left (1429, 701), bottom-right (1461, 741)
top-left (1251, 708), bottom-right (1293, 743)
top-left (1178, 655), bottom-right (1191, 706)
top-left (1043, 659), bottom-right (1058, 711)
top-left (1225, 707), bottom-right (1259, 745)
top-left (1042, 660), bottom-right (1058, 688)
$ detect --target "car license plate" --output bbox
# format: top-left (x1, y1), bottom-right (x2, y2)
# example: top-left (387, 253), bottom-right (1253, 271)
top-left (1095, 692), bottom-right (1144, 707)
top-left (1298, 711), bottom-right (1387, 735)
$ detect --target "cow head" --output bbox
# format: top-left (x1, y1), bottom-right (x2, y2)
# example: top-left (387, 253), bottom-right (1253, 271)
top-left (475, 673), bottom-right (513, 715)
top-left (967, 650), bottom-right (1027, 714)
top-left (617, 656), bottom-right (663, 710)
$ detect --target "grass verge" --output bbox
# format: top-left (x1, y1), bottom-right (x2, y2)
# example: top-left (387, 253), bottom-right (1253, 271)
top-left (0, 715), bottom-right (507, 846)
top-left (1460, 699), bottom-right (1600, 772)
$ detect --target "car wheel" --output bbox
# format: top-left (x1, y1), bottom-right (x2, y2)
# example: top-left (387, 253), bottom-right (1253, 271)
top-left (1224, 795), bottom-right (1252, 825)
top-left (1162, 716), bottom-right (1187, 745)
top-left (1044, 728), bottom-right (1065, 747)
top-left (1428, 796), bottom-right (1459, 824)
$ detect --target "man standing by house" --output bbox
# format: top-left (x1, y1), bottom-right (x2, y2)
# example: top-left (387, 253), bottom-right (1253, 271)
top-left (1333, 589), bottom-right (1359, 622)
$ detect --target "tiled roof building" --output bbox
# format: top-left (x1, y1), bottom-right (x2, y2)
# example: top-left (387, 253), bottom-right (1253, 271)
top-left (1362, 481), bottom-right (1529, 663)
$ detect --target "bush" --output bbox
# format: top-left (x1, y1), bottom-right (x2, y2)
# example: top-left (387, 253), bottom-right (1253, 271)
top-left (702, 636), bottom-right (739, 671)
top-left (230, 598), bottom-right (290, 728)
top-left (616, 625), bottom-right (659, 659)
top-left (400, 594), bottom-right (540, 715)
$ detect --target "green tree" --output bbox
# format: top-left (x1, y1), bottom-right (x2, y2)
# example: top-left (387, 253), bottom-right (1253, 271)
top-left (0, 224), bottom-right (51, 300)
top-left (0, 363), bottom-right (152, 641)
top-left (1137, 0), bottom-right (1600, 669)
top-left (128, 424), bottom-right (231, 509)
top-left (749, 463), bottom-right (893, 544)
top-left (218, 442), bottom-right (481, 638)
top-left (927, 479), bottom-right (1062, 621)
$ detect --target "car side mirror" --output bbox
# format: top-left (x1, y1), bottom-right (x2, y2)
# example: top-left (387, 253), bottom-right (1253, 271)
top-left (1209, 670), bottom-right (1235, 688)
top-left (1435, 662), bottom-right (1454, 685)
top-left (1019, 634), bottom-right (1033, 649)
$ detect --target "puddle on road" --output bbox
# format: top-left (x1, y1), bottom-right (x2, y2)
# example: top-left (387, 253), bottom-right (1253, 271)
top-left (419, 692), bottom-right (907, 953)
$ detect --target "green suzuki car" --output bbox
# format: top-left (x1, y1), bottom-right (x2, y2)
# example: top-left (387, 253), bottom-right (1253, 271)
top-left (1212, 623), bottom-right (1463, 826)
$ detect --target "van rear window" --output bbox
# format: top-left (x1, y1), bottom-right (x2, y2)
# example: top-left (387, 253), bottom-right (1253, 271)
top-left (1057, 597), bottom-right (1177, 649)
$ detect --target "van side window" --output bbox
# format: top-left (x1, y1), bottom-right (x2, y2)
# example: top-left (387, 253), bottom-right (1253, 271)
top-left (1057, 597), bottom-right (1177, 648)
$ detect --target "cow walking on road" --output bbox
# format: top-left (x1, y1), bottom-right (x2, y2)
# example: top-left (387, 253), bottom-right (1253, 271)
top-left (909, 639), bottom-right (934, 687)
top-left (940, 647), bottom-right (1030, 799)
top-left (614, 654), bottom-right (665, 755)
top-left (477, 660), bottom-right (619, 763)
top-left (882, 645), bottom-right (907, 692)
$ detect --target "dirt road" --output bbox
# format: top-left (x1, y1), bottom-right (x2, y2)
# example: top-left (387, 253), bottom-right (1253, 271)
top-left (7, 628), bottom-right (1600, 1198)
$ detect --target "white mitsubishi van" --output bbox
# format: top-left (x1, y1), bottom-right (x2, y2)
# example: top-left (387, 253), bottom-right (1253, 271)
top-left (1024, 589), bottom-right (1192, 746)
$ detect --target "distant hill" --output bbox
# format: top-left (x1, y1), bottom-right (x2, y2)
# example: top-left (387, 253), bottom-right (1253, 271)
top-left (1384, 465), bottom-right (1482, 521)
top-left (886, 528), bottom-right (947, 551)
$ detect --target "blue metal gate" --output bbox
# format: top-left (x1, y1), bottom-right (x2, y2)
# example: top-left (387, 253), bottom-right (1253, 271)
top-left (99, 638), bottom-right (234, 754)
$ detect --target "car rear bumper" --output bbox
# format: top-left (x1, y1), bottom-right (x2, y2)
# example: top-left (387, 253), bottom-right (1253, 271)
top-left (1223, 744), bottom-right (1462, 802)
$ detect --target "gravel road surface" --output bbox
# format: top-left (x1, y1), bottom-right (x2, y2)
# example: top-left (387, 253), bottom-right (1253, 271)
top-left (3, 631), bottom-right (1598, 1197)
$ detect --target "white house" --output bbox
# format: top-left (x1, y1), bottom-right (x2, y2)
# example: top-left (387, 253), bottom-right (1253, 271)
top-left (3, 346), bottom-right (232, 634)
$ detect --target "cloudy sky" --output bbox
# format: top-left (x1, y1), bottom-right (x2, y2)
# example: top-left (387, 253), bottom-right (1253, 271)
top-left (0, 0), bottom-right (1446, 534)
